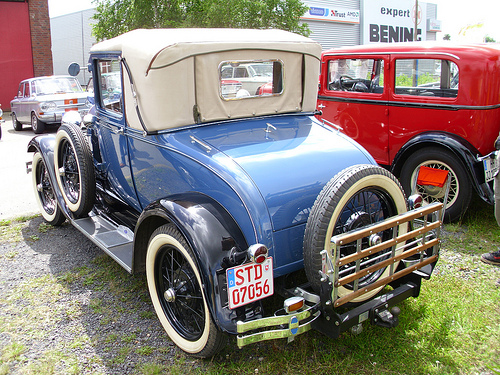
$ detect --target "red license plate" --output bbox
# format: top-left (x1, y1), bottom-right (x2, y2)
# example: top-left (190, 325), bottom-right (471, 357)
top-left (64, 98), bottom-right (78, 112)
top-left (226, 258), bottom-right (273, 309)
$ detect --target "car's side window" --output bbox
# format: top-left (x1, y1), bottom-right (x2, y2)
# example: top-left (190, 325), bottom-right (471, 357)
top-left (394, 59), bottom-right (458, 98)
top-left (97, 59), bottom-right (123, 114)
top-left (18, 83), bottom-right (24, 97)
top-left (327, 59), bottom-right (384, 93)
top-left (219, 60), bottom-right (282, 99)
top-left (24, 82), bottom-right (30, 97)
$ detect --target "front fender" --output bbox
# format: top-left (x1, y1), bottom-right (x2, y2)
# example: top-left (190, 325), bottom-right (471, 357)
top-left (27, 135), bottom-right (73, 219)
top-left (391, 131), bottom-right (493, 204)
top-left (133, 193), bottom-right (256, 334)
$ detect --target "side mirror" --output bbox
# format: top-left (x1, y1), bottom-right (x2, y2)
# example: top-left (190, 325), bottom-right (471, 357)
top-left (68, 62), bottom-right (81, 77)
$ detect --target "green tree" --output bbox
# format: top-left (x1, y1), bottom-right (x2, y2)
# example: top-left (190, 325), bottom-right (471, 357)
top-left (485, 35), bottom-right (496, 43)
top-left (92, 0), bottom-right (310, 41)
top-left (443, 33), bottom-right (451, 41)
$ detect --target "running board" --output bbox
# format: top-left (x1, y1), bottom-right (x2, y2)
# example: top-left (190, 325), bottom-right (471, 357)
top-left (72, 215), bottom-right (134, 273)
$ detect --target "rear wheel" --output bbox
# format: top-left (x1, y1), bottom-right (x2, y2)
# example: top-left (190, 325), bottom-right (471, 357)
top-left (31, 112), bottom-right (45, 134)
top-left (146, 224), bottom-right (226, 358)
top-left (303, 164), bottom-right (407, 303)
top-left (32, 152), bottom-right (65, 226)
top-left (54, 124), bottom-right (95, 218)
top-left (399, 147), bottom-right (471, 222)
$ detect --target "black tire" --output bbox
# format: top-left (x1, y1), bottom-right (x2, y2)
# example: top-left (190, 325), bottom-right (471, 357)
top-left (12, 113), bottom-right (22, 131)
top-left (54, 123), bottom-right (95, 218)
top-left (146, 224), bottom-right (226, 358)
top-left (303, 164), bottom-right (407, 303)
top-left (399, 147), bottom-right (472, 222)
top-left (31, 112), bottom-right (45, 134)
top-left (32, 152), bottom-right (65, 226)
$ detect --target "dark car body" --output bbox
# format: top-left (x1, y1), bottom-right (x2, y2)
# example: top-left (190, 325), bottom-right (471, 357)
top-left (27, 29), bottom-right (443, 357)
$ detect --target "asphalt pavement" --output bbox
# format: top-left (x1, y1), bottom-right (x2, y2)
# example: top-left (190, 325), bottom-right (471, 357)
top-left (0, 112), bottom-right (51, 220)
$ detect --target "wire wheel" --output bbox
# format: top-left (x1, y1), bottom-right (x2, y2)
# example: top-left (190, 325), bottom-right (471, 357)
top-left (54, 124), bottom-right (95, 218)
top-left (304, 164), bottom-right (407, 303)
top-left (400, 147), bottom-right (471, 222)
top-left (32, 152), bottom-right (65, 226)
top-left (146, 224), bottom-right (225, 357)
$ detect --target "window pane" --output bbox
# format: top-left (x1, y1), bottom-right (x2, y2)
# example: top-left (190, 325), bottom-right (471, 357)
top-left (327, 59), bottom-right (384, 93)
top-left (98, 60), bottom-right (123, 113)
top-left (219, 60), bottom-right (282, 99)
top-left (395, 59), bottom-right (458, 98)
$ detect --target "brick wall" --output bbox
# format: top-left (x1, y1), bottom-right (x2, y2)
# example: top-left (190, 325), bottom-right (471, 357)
top-left (28, 0), bottom-right (53, 77)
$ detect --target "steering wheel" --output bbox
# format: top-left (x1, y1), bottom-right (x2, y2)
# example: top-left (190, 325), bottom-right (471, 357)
top-left (339, 75), bottom-right (355, 90)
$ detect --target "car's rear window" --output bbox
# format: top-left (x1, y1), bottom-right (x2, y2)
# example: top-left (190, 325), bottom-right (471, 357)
top-left (219, 60), bottom-right (283, 99)
top-left (394, 59), bottom-right (458, 98)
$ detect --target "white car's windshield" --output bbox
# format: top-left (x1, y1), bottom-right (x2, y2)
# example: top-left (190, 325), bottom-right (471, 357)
top-left (34, 78), bottom-right (83, 95)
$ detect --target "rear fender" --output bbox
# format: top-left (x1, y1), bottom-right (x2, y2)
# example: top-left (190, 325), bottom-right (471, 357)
top-left (133, 193), bottom-right (255, 334)
top-left (27, 136), bottom-right (73, 219)
top-left (391, 132), bottom-right (493, 204)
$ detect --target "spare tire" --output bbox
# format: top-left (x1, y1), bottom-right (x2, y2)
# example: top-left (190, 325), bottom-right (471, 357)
top-left (54, 123), bottom-right (95, 218)
top-left (303, 164), bottom-right (407, 303)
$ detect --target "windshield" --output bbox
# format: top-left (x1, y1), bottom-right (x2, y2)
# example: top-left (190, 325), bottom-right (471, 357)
top-left (33, 77), bottom-right (83, 95)
top-left (249, 63), bottom-right (273, 77)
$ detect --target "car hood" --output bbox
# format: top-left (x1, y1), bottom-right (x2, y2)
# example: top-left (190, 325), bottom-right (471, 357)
top-left (194, 115), bottom-right (375, 232)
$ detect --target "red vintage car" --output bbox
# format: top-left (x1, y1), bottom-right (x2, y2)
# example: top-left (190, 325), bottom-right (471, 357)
top-left (317, 43), bottom-right (500, 221)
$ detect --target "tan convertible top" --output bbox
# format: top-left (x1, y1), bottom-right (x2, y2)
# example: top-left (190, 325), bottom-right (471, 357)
top-left (90, 29), bottom-right (322, 132)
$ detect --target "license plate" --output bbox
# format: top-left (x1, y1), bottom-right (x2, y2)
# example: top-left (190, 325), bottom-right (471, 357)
top-left (483, 155), bottom-right (499, 183)
top-left (64, 98), bottom-right (78, 112)
top-left (226, 258), bottom-right (273, 309)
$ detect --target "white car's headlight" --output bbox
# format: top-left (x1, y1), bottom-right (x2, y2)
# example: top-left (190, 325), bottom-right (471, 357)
top-left (40, 102), bottom-right (57, 111)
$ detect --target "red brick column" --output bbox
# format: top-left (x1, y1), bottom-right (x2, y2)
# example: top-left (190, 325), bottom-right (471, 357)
top-left (28, 0), bottom-right (53, 77)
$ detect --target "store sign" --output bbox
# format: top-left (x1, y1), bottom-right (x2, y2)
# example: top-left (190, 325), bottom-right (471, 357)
top-left (427, 18), bottom-right (442, 32)
top-left (362, 0), bottom-right (427, 44)
top-left (301, 1), bottom-right (360, 24)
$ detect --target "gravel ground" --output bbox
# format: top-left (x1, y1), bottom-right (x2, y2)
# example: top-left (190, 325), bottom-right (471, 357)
top-left (0, 217), bottom-right (202, 375)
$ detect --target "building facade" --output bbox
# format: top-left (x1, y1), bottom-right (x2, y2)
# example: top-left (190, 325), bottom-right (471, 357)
top-left (50, 9), bottom-right (96, 86)
top-left (0, 0), bottom-right (53, 110)
top-left (300, 0), bottom-right (440, 50)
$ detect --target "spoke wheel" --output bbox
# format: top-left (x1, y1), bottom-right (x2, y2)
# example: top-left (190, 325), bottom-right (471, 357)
top-left (146, 224), bottom-right (225, 358)
top-left (400, 147), bottom-right (471, 222)
top-left (32, 152), bottom-right (65, 226)
top-left (54, 124), bottom-right (95, 218)
top-left (304, 164), bottom-right (407, 303)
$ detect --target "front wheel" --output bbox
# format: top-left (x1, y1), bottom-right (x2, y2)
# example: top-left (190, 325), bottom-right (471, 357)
top-left (32, 152), bottom-right (65, 226)
top-left (146, 224), bottom-right (226, 358)
top-left (54, 124), bottom-right (95, 218)
top-left (12, 113), bottom-right (22, 131)
top-left (303, 164), bottom-right (407, 303)
top-left (399, 147), bottom-right (471, 222)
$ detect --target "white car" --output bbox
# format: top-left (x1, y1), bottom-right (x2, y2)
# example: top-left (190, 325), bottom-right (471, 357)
top-left (10, 76), bottom-right (90, 134)
top-left (220, 62), bottom-right (274, 95)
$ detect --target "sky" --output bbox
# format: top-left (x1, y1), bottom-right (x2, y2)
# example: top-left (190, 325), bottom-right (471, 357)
top-left (430, 0), bottom-right (500, 42)
top-left (48, 0), bottom-right (500, 42)
top-left (48, 0), bottom-right (94, 18)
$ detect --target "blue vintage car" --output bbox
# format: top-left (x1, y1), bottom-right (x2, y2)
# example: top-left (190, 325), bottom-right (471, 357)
top-left (27, 29), bottom-right (443, 357)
